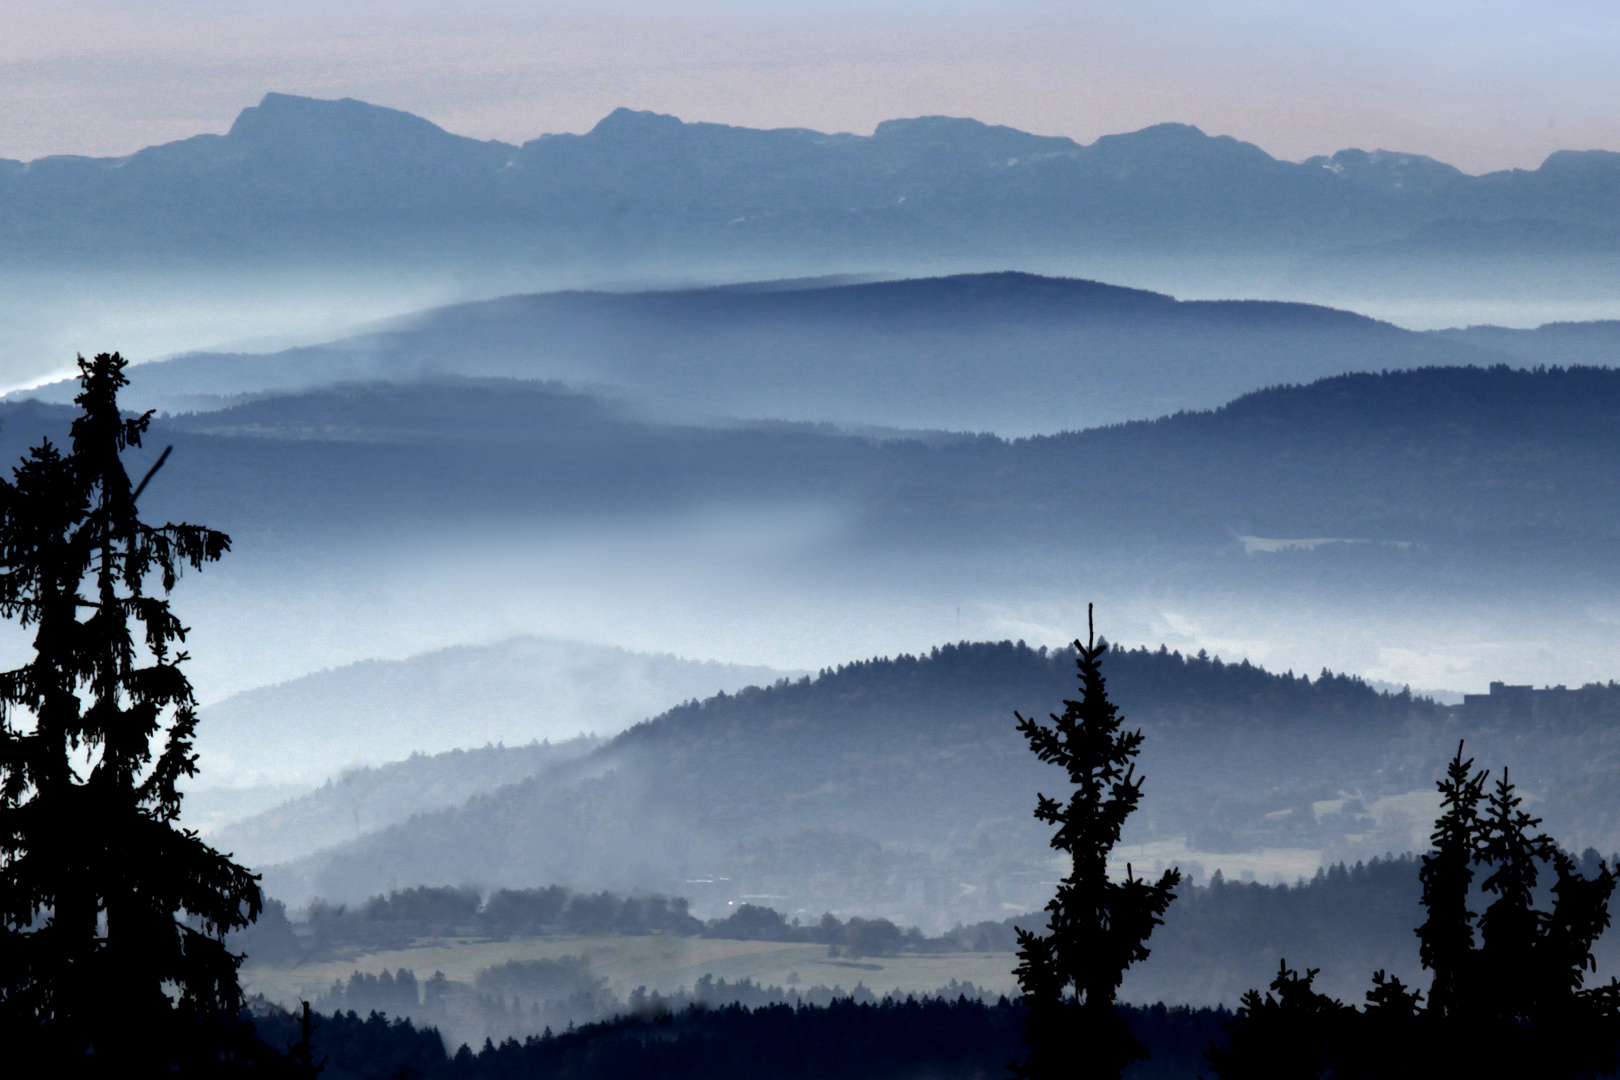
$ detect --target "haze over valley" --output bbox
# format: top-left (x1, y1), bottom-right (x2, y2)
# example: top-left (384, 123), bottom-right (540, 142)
top-left (8, 33), bottom-right (1620, 1071)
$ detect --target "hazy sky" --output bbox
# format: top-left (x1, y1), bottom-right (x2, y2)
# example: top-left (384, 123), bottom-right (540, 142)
top-left (5, 0), bottom-right (1620, 172)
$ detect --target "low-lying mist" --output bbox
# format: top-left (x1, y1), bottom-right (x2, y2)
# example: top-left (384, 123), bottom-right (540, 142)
top-left (9, 256), bottom-right (1620, 400)
top-left (165, 507), bottom-right (1620, 716)
top-left (189, 635), bottom-right (794, 787)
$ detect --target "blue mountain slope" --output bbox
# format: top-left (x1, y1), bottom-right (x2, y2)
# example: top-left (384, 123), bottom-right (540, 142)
top-left (8, 363), bottom-right (1619, 565)
top-left (272, 640), bottom-right (1439, 911)
top-left (24, 272), bottom-right (1499, 433)
top-left (1432, 319), bottom-right (1620, 366)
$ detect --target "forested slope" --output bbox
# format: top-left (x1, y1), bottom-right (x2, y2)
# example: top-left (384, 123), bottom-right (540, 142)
top-left (7, 364), bottom-right (1620, 568)
top-left (205, 738), bottom-right (599, 868)
top-left (270, 634), bottom-right (1620, 927)
top-left (268, 641), bottom-right (1443, 918)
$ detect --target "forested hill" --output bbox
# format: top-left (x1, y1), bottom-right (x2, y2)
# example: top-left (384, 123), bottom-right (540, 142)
top-left (1026, 363), bottom-right (1620, 546)
top-left (4, 362), bottom-right (1618, 605)
top-left (141, 364), bottom-right (1620, 562)
top-left (272, 640), bottom-right (1444, 915)
top-left (191, 636), bottom-right (792, 788)
top-left (201, 738), bottom-right (598, 870)
top-left (1136, 362), bottom-right (1620, 439)
top-left (614, 640), bottom-right (1430, 751)
top-left (9, 363), bottom-right (1620, 570)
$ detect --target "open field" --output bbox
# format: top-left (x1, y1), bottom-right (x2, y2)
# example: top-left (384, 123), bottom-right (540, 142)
top-left (243, 933), bottom-right (1022, 1006)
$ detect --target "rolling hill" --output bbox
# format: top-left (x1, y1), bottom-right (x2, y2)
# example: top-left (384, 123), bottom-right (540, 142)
top-left (10, 359), bottom-right (1620, 566)
top-left (22, 272), bottom-right (1505, 434)
top-left (258, 641), bottom-right (1446, 917)
top-left (258, 638), bottom-right (1620, 942)
top-left (129, 364), bottom-right (1620, 561)
top-left (1435, 319), bottom-right (1620, 367)
top-left (202, 738), bottom-right (600, 870)
top-left (190, 636), bottom-right (792, 787)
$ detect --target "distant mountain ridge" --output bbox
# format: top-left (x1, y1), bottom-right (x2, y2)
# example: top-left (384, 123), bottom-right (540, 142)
top-left (192, 636), bottom-right (793, 786)
top-left (17, 272), bottom-right (1499, 433)
top-left (205, 737), bottom-right (602, 869)
top-left (9, 361), bottom-right (1620, 561)
top-left (5, 93), bottom-right (1620, 272)
top-left (1435, 320), bottom-right (1620, 367)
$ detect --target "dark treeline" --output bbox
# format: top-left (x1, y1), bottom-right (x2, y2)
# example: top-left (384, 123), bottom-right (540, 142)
top-left (251, 996), bottom-right (1231, 1080)
top-left (313, 962), bottom-right (1005, 1048)
top-left (250, 848), bottom-right (1620, 1015)
top-left (233, 886), bottom-right (700, 959)
top-left (1131, 856), bottom-right (1426, 1005)
top-left (906, 848), bottom-right (1618, 1006)
top-left (234, 882), bottom-right (1009, 962)
top-left (1203, 747), bottom-right (1620, 1078)
top-left (314, 960), bottom-right (613, 1045)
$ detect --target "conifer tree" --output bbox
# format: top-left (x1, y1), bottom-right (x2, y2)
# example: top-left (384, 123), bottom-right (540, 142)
top-left (1203, 961), bottom-right (1353, 1080)
top-left (1011, 606), bottom-right (1180, 1080)
top-left (1414, 742), bottom-right (1487, 1021)
top-left (0, 353), bottom-right (261, 1072)
top-left (1213, 741), bottom-right (1620, 1080)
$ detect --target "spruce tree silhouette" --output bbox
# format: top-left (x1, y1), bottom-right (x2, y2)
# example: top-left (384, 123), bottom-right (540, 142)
top-left (1010, 606), bottom-right (1180, 1080)
top-left (1414, 741), bottom-right (1488, 1023)
top-left (0, 354), bottom-right (262, 1074)
top-left (1211, 741), bottom-right (1620, 1080)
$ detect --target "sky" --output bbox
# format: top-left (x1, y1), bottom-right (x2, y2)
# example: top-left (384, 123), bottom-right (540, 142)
top-left (5, 0), bottom-right (1620, 173)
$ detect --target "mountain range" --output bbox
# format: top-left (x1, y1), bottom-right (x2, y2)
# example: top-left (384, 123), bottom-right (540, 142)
top-left (5, 93), bottom-right (1620, 280)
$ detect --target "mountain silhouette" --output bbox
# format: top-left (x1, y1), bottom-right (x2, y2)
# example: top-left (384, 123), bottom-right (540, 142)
top-left (5, 94), bottom-right (1620, 275)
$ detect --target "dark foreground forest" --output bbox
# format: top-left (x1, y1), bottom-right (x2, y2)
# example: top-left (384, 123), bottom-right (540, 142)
top-left (250, 997), bottom-right (1228, 1080)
